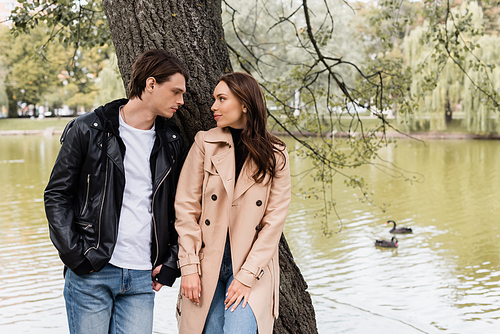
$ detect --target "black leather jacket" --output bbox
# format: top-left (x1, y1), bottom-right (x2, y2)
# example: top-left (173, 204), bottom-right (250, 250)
top-left (44, 99), bottom-right (185, 286)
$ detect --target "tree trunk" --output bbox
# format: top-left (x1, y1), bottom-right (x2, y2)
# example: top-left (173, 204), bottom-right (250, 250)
top-left (6, 86), bottom-right (18, 118)
top-left (103, 1), bottom-right (318, 333)
top-left (445, 92), bottom-right (452, 125)
top-left (274, 234), bottom-right (318, 333)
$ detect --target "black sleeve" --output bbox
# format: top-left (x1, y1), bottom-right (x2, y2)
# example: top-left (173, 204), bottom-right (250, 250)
top-left (158, 139), bottom-right (188, 285)
top-left (44, 120), bottom-right (89, 272)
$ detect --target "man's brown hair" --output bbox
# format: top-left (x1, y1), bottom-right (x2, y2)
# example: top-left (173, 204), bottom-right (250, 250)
top-left (128, 49), bottom-right (189, 100)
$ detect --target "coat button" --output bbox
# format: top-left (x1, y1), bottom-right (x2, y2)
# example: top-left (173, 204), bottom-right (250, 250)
top-left (211, 194), bottom-right (217, 201)
top-left (205, 219), bottom-right (210, 226)
top-left (256, 200), bottom-right (262, 206)
top-left (255, 224), bottom-right (262, 231)
top-left (202, 241), bottom-right (206, 248)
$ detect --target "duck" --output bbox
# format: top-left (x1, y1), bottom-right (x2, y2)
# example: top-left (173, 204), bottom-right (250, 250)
top-left (386, 220), bottom-right (412, 234)
top-left (375, 236), bottom-right (398, 248)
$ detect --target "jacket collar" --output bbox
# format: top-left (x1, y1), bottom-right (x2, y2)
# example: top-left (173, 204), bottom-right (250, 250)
top-left (92, 98), bottom-right (127, 135)
top-left (92, 98), bottom-right (180, 139)
top-left (91, 98), bottom-right (181, 176)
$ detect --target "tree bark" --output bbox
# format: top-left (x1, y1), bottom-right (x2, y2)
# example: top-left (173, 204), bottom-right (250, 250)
top-left (103, 1), bottom-right (318, 333)
top-left (275, 234), bottom-right (318, 334)
top-left (6, 86), bottom-right (18, 118)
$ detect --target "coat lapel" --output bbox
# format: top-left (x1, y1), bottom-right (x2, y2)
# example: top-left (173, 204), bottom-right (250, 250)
top-left (211, 149), bottom-right (235, 201)
top-left (205, 128), bottom-right (235, 201)
top-left (233, 158), bottom-right (256, 202)
top-left (98, 135), bottom-right (125, 174)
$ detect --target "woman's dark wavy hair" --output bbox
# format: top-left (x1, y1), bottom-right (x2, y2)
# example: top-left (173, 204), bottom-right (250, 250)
top-left (219, 72), bottom-right (286, 183)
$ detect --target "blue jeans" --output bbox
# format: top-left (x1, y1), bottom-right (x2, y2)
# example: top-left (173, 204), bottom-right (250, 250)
top-left (64, 263), bottom-right (155, 334)
top-left (203, 238), bottom-right (258, 334)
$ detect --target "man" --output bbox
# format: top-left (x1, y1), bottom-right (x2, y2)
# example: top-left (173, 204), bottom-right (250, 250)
top-left (44, 49), bottom-right (188, 334)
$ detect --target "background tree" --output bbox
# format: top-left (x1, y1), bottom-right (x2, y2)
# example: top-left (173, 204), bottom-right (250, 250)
top-left (0, 24), bottom-right (62, 116)
top-left (0, 58), bottom-right (8, 114)
top-left (93, 52), bottom-right (126, 106)
top-left (0, 20), bottom-right (120, 117)
top-left (401, 2), bottom-right (500, 133)
top-left (359, 0), bottom-right (500, 134)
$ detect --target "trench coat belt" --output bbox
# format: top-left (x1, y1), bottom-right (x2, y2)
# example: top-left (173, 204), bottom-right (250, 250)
top-left (177, 253), bottom-right (204, 273)
top-left (241, 262), bottom-right (265, 279)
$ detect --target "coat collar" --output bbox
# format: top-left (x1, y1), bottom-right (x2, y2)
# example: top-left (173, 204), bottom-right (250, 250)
top-left (204, 126), bottom-right (232, 144)
top-left (203, 127), bottom-right (257, 202)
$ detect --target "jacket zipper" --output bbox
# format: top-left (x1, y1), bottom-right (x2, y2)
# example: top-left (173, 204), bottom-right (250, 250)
top-left (84, 152), bottom-right (109, 255)
top-left (151, 167), bottom-right (172, 267)
top-left (81, 174), bottom-right (90, 215)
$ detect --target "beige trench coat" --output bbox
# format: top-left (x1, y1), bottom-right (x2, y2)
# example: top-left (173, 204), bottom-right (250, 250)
top-left (174, 127), bottom-right (291, 334)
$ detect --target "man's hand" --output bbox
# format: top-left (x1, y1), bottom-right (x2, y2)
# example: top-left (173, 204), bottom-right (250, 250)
top-left (181, 273), bottom-right (201, 304)
top-left (225, 279), bottom-right (251, 312)
top-left (151, 265), bottom-right (164, 292)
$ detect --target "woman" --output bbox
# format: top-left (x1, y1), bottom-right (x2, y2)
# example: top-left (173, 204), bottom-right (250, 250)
top-left (174, 72), bottom-right (291, 334)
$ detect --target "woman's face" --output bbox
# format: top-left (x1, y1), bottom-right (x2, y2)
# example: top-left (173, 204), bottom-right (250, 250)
top-left (211, 81), bottom-right (247, 129)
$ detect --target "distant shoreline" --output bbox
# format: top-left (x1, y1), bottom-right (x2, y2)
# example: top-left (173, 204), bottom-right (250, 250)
top-left (0, 117), bottom-right (73, 135)
top-left (0, 128), bottom-right (63, 136)
top-left (271, 130), bottom-right (500, 140)
top-left (2, 128), bottom-right (499, 141)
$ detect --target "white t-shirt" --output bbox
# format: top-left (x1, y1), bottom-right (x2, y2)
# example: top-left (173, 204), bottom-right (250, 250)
top-left (109, 113), bottom-right (156, 270)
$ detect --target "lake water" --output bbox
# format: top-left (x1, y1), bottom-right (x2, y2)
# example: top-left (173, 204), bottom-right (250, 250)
top-left (1, 135), bottom-right (499, 333)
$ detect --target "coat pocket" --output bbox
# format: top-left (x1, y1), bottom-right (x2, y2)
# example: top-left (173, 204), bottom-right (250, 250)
top-left (74, 221), bottom-right (94, 233)
top-left (74, 221), bottom-right (95, 242)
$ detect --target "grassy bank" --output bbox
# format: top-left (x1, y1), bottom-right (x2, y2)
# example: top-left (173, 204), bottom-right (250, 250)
top-left (0, 117), bottom-right (74, 131)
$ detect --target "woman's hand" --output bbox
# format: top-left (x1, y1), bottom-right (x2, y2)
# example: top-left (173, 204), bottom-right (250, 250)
top-left (181, 273), bottom-right (201, 304)
top-left (225, 279), bottom-right (251, 312)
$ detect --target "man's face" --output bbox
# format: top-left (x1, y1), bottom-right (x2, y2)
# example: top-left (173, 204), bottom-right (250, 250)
top-left (149, 73), bottom-right (186, 118)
